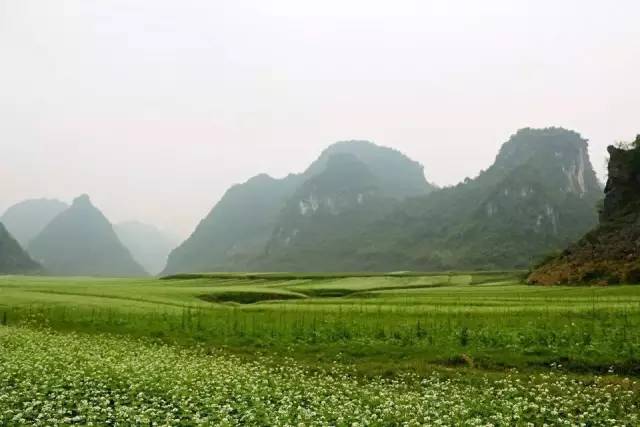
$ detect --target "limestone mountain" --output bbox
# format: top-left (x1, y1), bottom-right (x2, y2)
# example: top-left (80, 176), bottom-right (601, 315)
top-left (115, 221), bottom-right (178, 275)
top-left (529, 135), bottom-right (640, 284)
top-left (305, 140), bottom-right (435, 198)
top-left (28, 195), bottom-right (147, 277)
top-left (0, 222), bottom-right (41, 274)
top-left (1, 198), bottom-right (69, 247)
top-left (354, 127), bottom-right (603, 271)
top-left (162, 140), bottom-right (433, 274)
top-left (257, 153), bottom-right (398, 271)
top-left (163, 173), bottom-right (304, 274)
top-left (164, 129), bottom-right (600, 274)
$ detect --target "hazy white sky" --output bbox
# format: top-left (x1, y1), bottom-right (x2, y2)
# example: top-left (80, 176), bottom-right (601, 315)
top-left (2, 0), bottom-right (639, 238)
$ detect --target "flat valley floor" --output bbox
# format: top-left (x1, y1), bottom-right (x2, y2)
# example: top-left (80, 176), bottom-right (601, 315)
top-left (1, 273), bottom-right (639, 425)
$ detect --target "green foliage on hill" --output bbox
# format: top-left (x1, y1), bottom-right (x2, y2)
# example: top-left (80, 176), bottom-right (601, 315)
top-left (0, 223), bottom-right (41, 274)
top-left (304, 140), bottom-right (435, 198)
top-left (28, 195), bottom-right (147, 277)
top-left (163, 173), bottom-right (304, 274)
top-left (258, 153), bottom-right (398, 271)
top-left (163, 141), bottom-right (433, 275)
top-left (164, 129), bottom-right (602, 273)
top-left (355, 128), bottom-right (603, 271)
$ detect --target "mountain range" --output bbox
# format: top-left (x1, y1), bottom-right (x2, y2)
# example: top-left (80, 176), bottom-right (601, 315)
top-left (163, 127), bottom-right (602, 274)
top-left (28, 195), bottom-right (147, 277)
top-left (344, 127), bottom-right (603, 271)
top-left (1, 127), bottom-right (604, 276)
top-left (1, 198), bottom-right (68, 248)
top-left (163, 140), bottom-right (433, 274)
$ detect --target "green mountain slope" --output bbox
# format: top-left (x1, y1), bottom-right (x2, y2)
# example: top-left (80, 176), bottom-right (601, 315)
top-left (164, 129), bottom-right (600, 274)
top-left (256, 153), bottom-right (398, 271)
top-left (28, 195), bottom-right (147, 277)
top-left (162, 140), bottom-right (433, 275)
top-left (163, 173), bottom-right (304, 274)
top-left (0, 222), bottom-right (41, 274)
top-left (355, 128), bottom-right (602, 271)
top-left (305, 140), bottom-right (435, 198)
top-left (1, 199), bottom-right (69, 247)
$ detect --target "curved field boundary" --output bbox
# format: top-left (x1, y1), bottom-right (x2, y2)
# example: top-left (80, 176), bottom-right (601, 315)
top-left (161, 271), bottom-right (524, 281)
top-left (198, 291), bottom-right (307, 304)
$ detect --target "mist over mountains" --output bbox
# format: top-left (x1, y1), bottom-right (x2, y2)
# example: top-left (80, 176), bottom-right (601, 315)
top-left (347, 128), bottom-right (602, 271)
top-left (114, 221), bottom-right (179, 275)
top-left (1, 199), bottom-right (69, 248)
top-left (163, 140), bottom-right (433, 274)
top-left (0, 127), bottom-right (606, 277)
top-left (1, 196), bottom-right (179, 277)
top-left (28, 195), bottom-right (147, 277)
top-left (164, 127), bottom-right (602, 274)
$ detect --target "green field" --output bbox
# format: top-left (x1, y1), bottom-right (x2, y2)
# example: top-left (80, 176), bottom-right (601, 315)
top-left (1, 273), bottom-right (640, 424)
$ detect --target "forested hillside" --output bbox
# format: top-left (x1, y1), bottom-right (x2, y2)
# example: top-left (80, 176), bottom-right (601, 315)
top-left (164, 129), bottom-right (602, 273)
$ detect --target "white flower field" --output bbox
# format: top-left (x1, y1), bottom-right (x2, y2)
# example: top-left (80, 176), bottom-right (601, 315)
top-left (1, 326), bottom-right (638, 426)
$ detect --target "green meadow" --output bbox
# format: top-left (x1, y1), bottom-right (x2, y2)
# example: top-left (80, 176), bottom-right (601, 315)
top-left (2, 272), bottom-right (639, 374)
top-left (2, 273), bottom-right (640, 424)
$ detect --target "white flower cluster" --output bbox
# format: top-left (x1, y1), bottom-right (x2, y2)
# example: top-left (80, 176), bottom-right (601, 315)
top-left (0, 326), bottom-right (637, 426)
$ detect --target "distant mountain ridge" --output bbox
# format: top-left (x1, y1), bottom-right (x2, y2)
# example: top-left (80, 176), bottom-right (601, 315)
top-left (1, 199), bottom-right (69, 247)
top-left (163, 129), bottom-right (601, 274)
top-left (346, 128), bottom-right (602, 271)
top-left (0, 222), bottom-right (41, 274)
top-left (163, 140), bottom-right (433, 274)
top-left (305, 140), bottom-right (435, 198)
top-left (29, 195), bottom-right (147, 277)
top-left (115, 221), bottom-right (178, 275)
top-left (163, 173), bottom-right (304, 274)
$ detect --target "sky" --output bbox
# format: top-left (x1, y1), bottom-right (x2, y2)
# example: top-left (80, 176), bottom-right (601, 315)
top-left (1, 0), bottom-right (639, 239)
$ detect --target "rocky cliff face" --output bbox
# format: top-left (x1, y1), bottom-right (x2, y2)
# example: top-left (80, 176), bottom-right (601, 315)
top-left (355, 128), bottom-right (603, 271)
top-left (601, 143), bottom-right (640, 221)
top-left (164, 129), bottom-right (603, 274)
top-left (257, 153), bottom-right (396, 271)
top-left (528, 135), bottom-right (640, 285)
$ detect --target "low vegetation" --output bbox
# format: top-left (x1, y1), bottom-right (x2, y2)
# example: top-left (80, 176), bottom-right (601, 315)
top-left (1, 273), bottom-right (639, 373)
top-left (2, 326), bottom-right (638, 426)
top-left (1, 272), bottom-right (639, 424)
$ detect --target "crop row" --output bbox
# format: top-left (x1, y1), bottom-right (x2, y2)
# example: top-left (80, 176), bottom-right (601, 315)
top-left (3, 303), bottom-right (640, 373)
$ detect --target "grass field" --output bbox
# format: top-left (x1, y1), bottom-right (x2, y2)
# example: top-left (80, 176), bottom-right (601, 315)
top-left (1, 272), bottom-right (640, 424)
